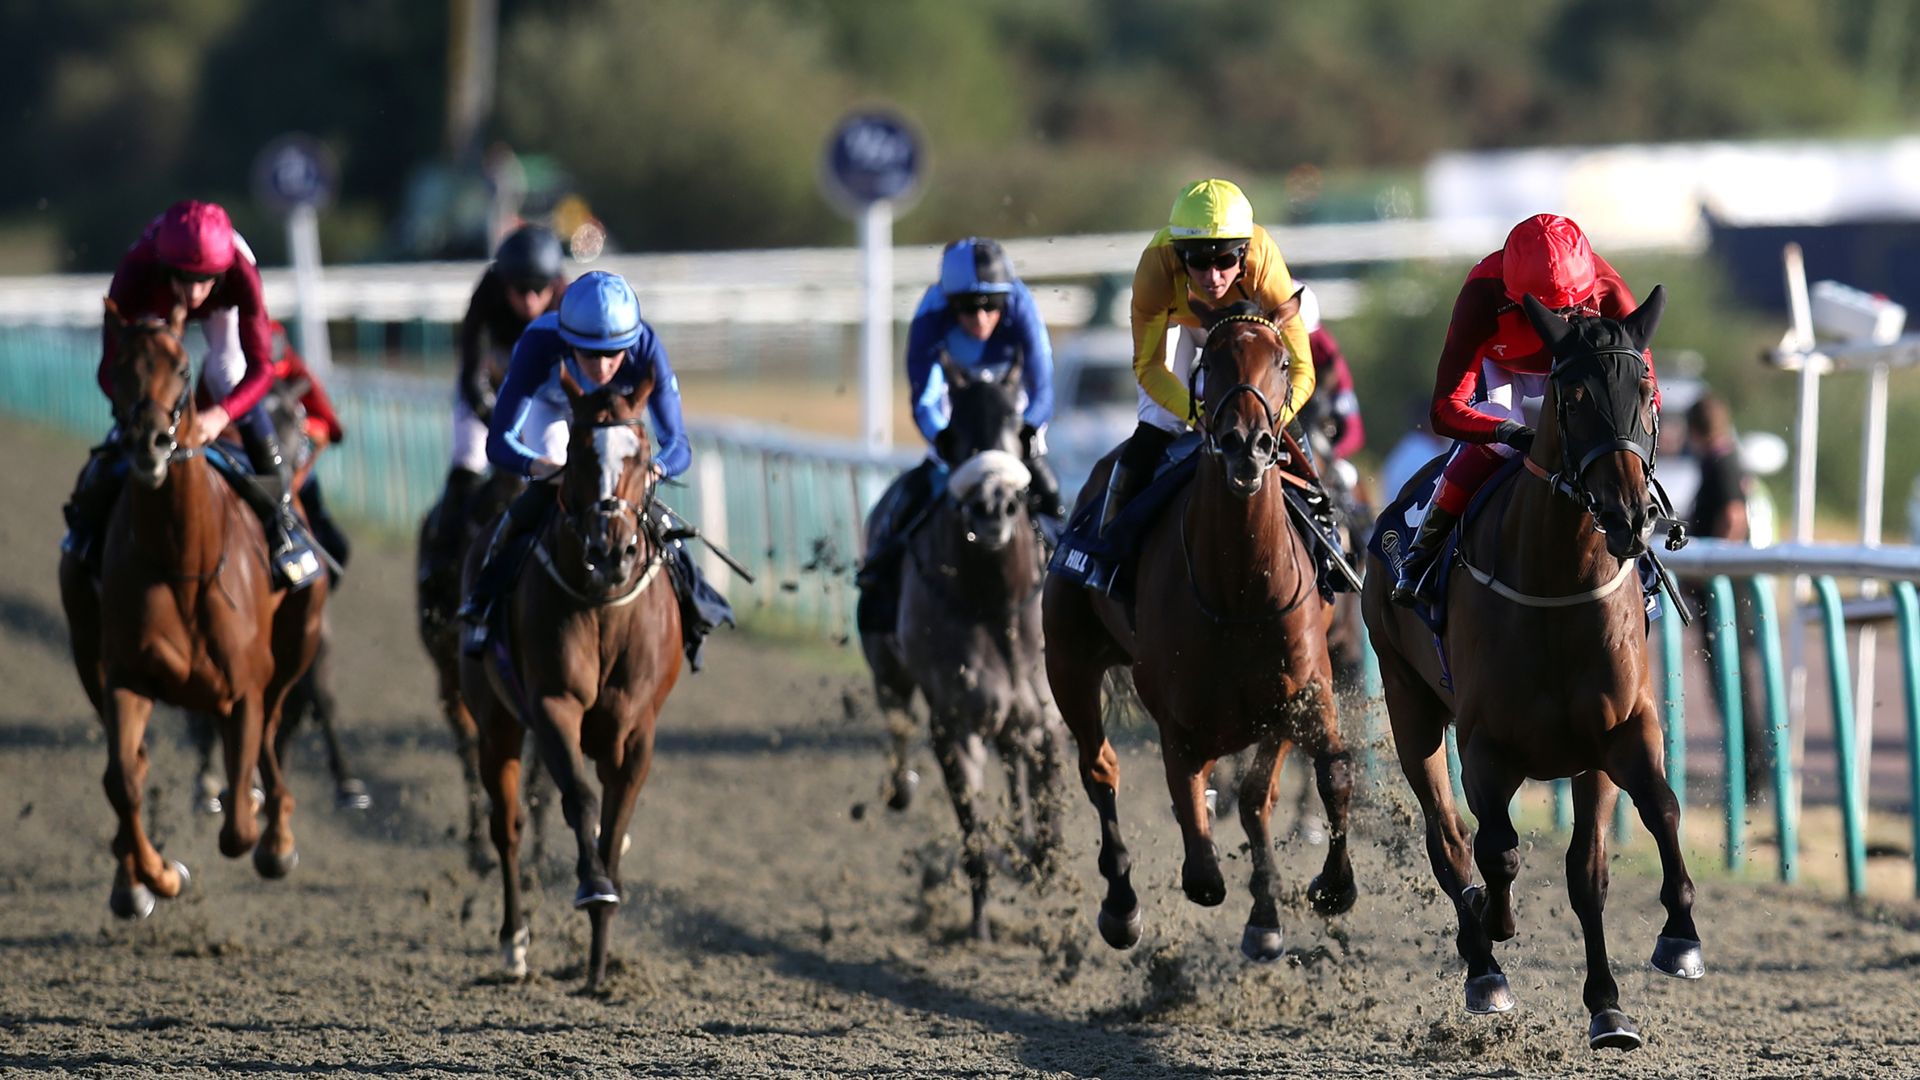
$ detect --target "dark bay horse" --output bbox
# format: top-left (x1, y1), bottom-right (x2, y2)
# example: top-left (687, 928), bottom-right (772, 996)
top-left (459, 366), bottom-right (681, 992)
top-left (863, 359), bottom-right (1067, 942)
top-left (417, 468), bottom-right (524, 868)
top-left (59, 301), bottom-right (326, 918)
top-left (1361, 289), bottom-right (1701, 1051)
top-left (1042, 299), bottom-right (1355, 962)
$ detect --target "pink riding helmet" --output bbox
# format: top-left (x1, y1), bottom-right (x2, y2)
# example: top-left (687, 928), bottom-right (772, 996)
top-left (154, 200), bottom-right (237, 277)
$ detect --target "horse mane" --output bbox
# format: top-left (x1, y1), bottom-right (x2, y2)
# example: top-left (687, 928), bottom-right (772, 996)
top-left (1560, 312), bottom-right (1638, 356)
top-left (946, 449), bottom-right (1030, 501)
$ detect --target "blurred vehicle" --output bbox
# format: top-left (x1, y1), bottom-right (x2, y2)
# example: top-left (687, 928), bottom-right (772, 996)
top-left (1045, 326), bottom-right (1137, 499)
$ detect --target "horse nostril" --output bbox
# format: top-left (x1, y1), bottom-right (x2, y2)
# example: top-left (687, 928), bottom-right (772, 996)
top-left (1252, 431), bottom-right (1275, 456)
top-left (1220, 431), bottom-right (1245, 453)
top-left (152, 431), bottom-right (170, 451)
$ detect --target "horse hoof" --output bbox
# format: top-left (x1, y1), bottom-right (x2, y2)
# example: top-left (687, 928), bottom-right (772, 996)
top-left (109, 883), bottom-right (156, 920)
top-left (1181, 859), bottom-right (1227, 907)
top-left (574, 878), bottom-right (620, 909)
top-left (886, 770), bottom-right (919, 812)
top-left (1464, 973), bottom-right (1515, 1014)
top-left (1307, 873), bottom-right (1358, 916)
top-left (1096, 904), bottom-right (1143, 950)
top-left (253, 844), bottom-right (299, 880)
top-left (1651, 935), bottom-right (1705, 979)
top-left (1240, 923), bottom-right (1284, 963)
top-left (1588, 1008), bottom-right (1643, 1051)
top-left (334, 780), bottom-right (372, 812)
top-left (502, 925), bottom-right (530, 979)
top-left (158, 860), bottom-right (191, 899)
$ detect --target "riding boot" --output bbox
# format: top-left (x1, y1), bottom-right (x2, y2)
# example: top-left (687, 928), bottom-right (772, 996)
top-left (238, 418), bottom-right (321, 590)
top-left (1097, 462), bottom-right (1140, 540)
top-left (430, 468), bottom-right (483, 567)
top-left (62, 444), bottom-right (126, 573)
top-left (298, 474), bottom-right (351, 582)
top-left (1025, 451), bottom-right (1064, 522)
top-left (458, 481), bottom-right (557, 654)
top-left (1390, 505), bottom-right (1460, 608)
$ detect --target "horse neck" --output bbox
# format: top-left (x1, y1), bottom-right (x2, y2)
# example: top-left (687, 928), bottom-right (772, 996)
top-left (127, 456), bottom-right (223, 567)
top-left (1503, 399), bottom-right (1620, 591)
top-left (1184, 456), bottom-right (1304, 608)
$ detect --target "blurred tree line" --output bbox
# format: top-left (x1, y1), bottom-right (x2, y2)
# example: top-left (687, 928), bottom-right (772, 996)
top-left (3, 0), bottom-right (1916, 269)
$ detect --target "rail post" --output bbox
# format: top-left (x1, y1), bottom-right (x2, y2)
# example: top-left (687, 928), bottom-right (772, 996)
top-left (1894, 580), bottom-right (1920, 897)
top-left (1749, 576), bottom-right (1799, 883)
top-left (1814, 576), bottom-right (1868, 897)
top-left (1709, 576), bottom-right (1747, 871)
top-left (1661, 604), bottom-right (1687, 814)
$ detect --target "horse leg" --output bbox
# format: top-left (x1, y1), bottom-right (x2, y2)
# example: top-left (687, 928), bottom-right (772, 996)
top-left (863, 633), bottom-right (920, 812)
top-left (102, 687), bottom-right (187, 917)
top-left (1235, 737), bottom-right (1287, 961)
top-left (1567, 768), bottom-right (1641, 1050)
top-left (253, 689), bottom-right (300, 880)
top-left (933, 717), bottom-right (994, 942)
top-left (189, 709), bottom-right (223, 814)
top-left (1459, 732), bottom-right (1524, 944)
top-left (1163, 743), bottom-right (1226, 908)
top-left (524, 696), bottom-right (614, 915)
top-left (217, 693), bottom-right (264, 859)
top-left (1608, 713), bottom-right (1704, 981)
top-left (306, 632), bottom-right (367, 810)
top-left (1027, 709), bottom-right (1072, 881)
top-left (475, 699), bottom-right (528, 978)
top-left (1047, 648), bottom-right (1139, 949)
top-left (589, 717), bottom-right (658, 991)
top-left (1296, 680), bottom-right (1357, 915)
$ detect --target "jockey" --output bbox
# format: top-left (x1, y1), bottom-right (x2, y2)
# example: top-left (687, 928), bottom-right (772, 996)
top-left (1102, 178), bottom-right (1317, 534)
top-left (859, 237), bottom-right (1058, 599)
top-left (65, 199), bottom-right (316, 588)
top-left (423, 224), bottom-right (567, 595)
top-left (456, 270), bottom-right (691, 652)
top-left (263, 321), bottom-right (352, 578)
top-left (1296, 283), bottom-right (1366, 462)
top-left (1390, 213), bottom-right (1652, 607)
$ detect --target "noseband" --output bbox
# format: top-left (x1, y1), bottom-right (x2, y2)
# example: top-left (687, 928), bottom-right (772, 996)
top-left (1190, 313), bottom-right (1289, 473)
top-left (115, 320), bottom-right (199, 463)
top-left (556, 415), bottom-right (657, 547)
top-left (1544, 344), bottom-right (1665, 527)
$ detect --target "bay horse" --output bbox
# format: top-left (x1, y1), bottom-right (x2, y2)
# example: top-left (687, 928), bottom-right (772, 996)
top-left (58, 301), bottom-right (326, 918)
top-left (1361, 289), bottom-right (1701, 1051)
top-left (417, 467), bottom-right (524, 868)
top-left (1042, 298), bottom-right (1355, 962)
top-left (863, 359), bottom-right (1068, 942)
top-left (459, 365), bottom-right (681, 992)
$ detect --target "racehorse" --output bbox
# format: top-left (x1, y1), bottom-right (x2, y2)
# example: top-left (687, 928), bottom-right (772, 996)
top-left (1041, 297), bottom-right (1355, 962)
top-left (460, 365), bottom-right (681, 992)
top-left (418, 467), bottom-right (525, 868)
top-left (1361, 289), bottom-right (1701, 1051)
top-left (863, 358), bottom-right (1067, 942)
top-left (58, 301), bottom-right (326, 917)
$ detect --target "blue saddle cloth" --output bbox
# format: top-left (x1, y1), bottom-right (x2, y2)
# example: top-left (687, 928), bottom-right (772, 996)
top-left (1048, 433), bottom-right (1203, 593)
top-left (1367, 454), bottom-right (1662, 635)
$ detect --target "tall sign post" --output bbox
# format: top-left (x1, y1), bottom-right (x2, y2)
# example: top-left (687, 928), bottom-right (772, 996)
top-left (252, 133), bottom-right (338, 379)
top-left (820, 110), bottom-right (923, 455)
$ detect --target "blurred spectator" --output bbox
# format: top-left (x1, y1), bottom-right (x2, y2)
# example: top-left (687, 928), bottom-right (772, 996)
top-left (1378, 395), bottom-right (1449, 502)
top-left (1685, 391), bottom-right (1769, 796)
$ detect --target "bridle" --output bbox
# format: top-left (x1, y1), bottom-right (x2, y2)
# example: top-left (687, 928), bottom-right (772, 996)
top-left (1189, 313), bottom-right (1289, 475)
top-left (114, 318), bottom-right (199, 464)
top-left (553, 414), bottom-right (659, 576)
top-left (1541, 342), bottom-right (1665, 528)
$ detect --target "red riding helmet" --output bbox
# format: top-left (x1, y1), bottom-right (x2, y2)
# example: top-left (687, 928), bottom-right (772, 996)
top-left (1502, 213), bottom-right (1596, 310)
top-left (154, 200), bottom-right (237, 276)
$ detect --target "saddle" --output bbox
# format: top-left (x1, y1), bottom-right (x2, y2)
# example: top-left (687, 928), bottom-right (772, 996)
top-left (1048, 434), bottom-right (1204, 595)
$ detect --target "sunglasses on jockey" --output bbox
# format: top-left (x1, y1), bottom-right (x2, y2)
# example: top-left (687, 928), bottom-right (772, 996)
top-left (168, 268), bottom-right (220, 286)
top-left (1179, 243), bottom-right (1249, 272)
top-left (952, 293), bottom-right (1007, 315)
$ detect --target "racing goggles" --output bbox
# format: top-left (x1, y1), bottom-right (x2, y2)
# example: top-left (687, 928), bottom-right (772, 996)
top-left (168, 268), bottom-right (220, 285)
top-left (1178, 243), bottom-right (1248, 272)
top-left (953, 293), bottom-right (1008, 315)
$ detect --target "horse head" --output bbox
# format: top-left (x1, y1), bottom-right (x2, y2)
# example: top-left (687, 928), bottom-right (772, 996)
top-left (1188, 291), bottom-right (1304, 498)
top-left (104, 298), bottom-right (192, 490)
top-left (1522, 285), bottom-right (1666, 560)
top-left (935, 354), bottom-right (1029, 551)
top-left (557, 363), bottom-right (656, 593)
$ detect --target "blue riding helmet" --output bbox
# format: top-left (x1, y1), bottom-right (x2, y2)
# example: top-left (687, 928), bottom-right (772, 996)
top-left (938, 238), bottom-right (1014, 299)
top-left (557, 270), bottom-right (642, 351)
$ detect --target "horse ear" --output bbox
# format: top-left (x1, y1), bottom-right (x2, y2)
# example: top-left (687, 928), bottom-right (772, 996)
top-left (999, 353), bottom-right (1022, 389)
top-left (1522, 293), bottom-right (1576, 353)
top-left (557, 361), bottom-right (583, 403)
top-left (103, 296), bottom-right (124, 334)
top-left (167, 302), bottom-right (188, 341)
top-left (939, 351), bottom-right (971, 389)
top-left (624, 367), bottom-right (655, 411)
top-left (1271, 287), bottom-right (1305, 326)
top-left (1620, 284), bottom-right (1667, 352)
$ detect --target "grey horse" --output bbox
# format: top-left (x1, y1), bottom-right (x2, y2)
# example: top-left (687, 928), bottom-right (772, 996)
top-left (861, 359), bottom-right (1068, 942)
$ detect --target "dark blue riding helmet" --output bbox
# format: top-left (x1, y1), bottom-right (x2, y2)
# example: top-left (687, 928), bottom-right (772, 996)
top-left (557, 271), bottom-right (642, 351)
top-left (939, 237), bottom-right (1014, 300)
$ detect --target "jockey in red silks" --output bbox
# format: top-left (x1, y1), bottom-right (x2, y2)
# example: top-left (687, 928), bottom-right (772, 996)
top-left (66, 199), bottom-right (319, 588)
top-left (1390, 214), bottom-right (1653, 607)
top-left (1296, 282), bottom-right (1366, 461)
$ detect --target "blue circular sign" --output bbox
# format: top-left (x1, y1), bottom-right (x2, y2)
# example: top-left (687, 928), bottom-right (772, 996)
top-left (822, 111), bottom-right (923, 211)
top-left (252, 134), bottom-right (337, 214)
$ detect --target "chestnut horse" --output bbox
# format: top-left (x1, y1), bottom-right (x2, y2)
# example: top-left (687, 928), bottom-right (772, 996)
top-left (460, 367), bottom-right (681, 992)
top-left (1042, 298), bottom-right (1355, 962)
top-left (1361, 289), bottom-right (1701, 1051)
top-left (59, 302), bottom-right (326, 918)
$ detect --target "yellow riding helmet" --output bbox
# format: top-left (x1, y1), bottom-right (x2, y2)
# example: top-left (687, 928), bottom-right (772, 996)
top-left (1168, 179), bottom-right (1254, 241)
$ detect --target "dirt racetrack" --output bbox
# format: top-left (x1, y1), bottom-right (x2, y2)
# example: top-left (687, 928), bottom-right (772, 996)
top-left (4, 419), bottom-right (1920, 1079)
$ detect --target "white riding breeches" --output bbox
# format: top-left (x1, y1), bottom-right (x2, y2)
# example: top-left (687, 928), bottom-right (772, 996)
top-left (1470, 361), bottom-right (1547, 460)
top-left (450, 393), bottom-right (490, 473)
top-left (1136, 323), bottom-right (1206, 434)
top-left (508, 392), bottom-right (573, 467)
top-left (198, 307), bottom-right (247, 401)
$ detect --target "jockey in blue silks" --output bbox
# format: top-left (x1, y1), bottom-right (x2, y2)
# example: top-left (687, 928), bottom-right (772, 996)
top-left (855, 237), bottom-right (1060, 619)
top-left (457, 270), bottom-right (692, 652)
